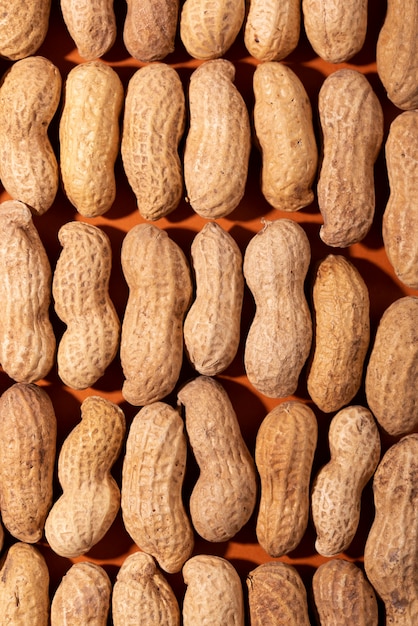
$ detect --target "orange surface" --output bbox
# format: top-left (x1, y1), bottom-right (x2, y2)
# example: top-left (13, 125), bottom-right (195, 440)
top-left (0, 0), bottom-right (416, 620)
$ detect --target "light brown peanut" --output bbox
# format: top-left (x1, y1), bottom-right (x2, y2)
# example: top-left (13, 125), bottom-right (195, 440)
top-left (177, 375), bottom-right (257, 542)
top-left (302, 0), bottom-right (367, 63)
top-left (120, 223), bottom-right (192, 406)
top-left (312, 559), bottom-right (379, 626)
top-left (59, 60), bottom-right (124, 217)
top-left (244, 218), bottom-right (312, 398)
top-left (44, 395), bottom-right (126, 558)
top-left (244, 0), bottom-right (300, 61)
top-left (0, 542), bottom-right (50, 625)
top-left (317, 69), bottom-right (384, 247)
top-left (0, 382), bottom-right (56, 543)
top-left (180, 0), bottom-right (245, 59)
top-left (51, 562), bottom-right (111, 626)
top-left (123, 0), bottom-right (180, 61)
top-left (52, 221), bottom-right (120, 390)
top-left (307, 254), bottom-right (370, 413)
top-left (121, 63), bottom-right (186, 221)
top-left (311, 405), bottom-right (381, 557)
top-left (183, 59), bottom-right (251, 219)
top-left (0, 0), bottom-right (50, 60)
top-left (382, 110), bottom-right (418, 289)
top-left (60, 0), bottom-right (116, 59)
top-left (0, 200), bottom-right (55, 383)
top-left (112, 552), bottom-right (180, 626)
top-left (183, 222), bottom-right (244, 375)
top-left (247, 561), bottom-right (310, 626)
top-left (253, 61), bottom-right (318, 212)
top-left (182, 555), bottom-right (245, 626)
top-left (121, 401), bottom-right (194, 574)
top-left (0, 56), bottom-right (61, 215)
top-left (364, 434), bottom-right (418, 625)
top-left (255, 400), bottom-right (318, 557)
top-left (365, 295), bottom-right (418, 437)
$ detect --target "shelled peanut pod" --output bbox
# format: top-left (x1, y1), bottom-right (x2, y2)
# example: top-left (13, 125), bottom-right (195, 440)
top-left (244, 0), bottom-right (300, 61)
top-left (123, 0), bottom-right (180, 61)
top-left (60, 0), bottom-right (116, 59)
top-left (0, 0), bottom-right (51, 60)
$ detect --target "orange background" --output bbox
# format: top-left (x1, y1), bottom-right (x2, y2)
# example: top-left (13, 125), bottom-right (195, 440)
top-left (0, 0), bottom-right (416, 621)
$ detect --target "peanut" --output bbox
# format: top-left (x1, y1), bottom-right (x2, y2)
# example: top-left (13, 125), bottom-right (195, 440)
top-left (121, 63), bottom-right (186, 221)
top-left (317, 69), bottom-right (384, 247)
top-left (311, 405), bottom-right (381, 557)
top-left (182, 555), bottom-right (245, 626)
top-left (60, 0), bottom-right (116, 59)
top-left (244, 0), bottom-right (300, 61)
top-left (177, 375), bottom-right (257, 542)
top-left (59, 60), bottom-right (124, 217)
top-left (0, 382), bottom-right (56, 543)
top-left (121, 401), bottom-right (194, 574)
top-left (183, 59), bottom-right (251, 219)
top-left (44, 395), bottom-right (126, 557)
top-left (312, 559), bottom-right (379, 626)
top-left (243, 218), bottom-right (312, 398)
top-left (252, 61), bottom-right (318, 212)
top-left (0, 542), bottom-right (49, 625)
top-left (302, 0), bottom-right (367, 63)
top-left (52, 221), bottom-right (120, 390)
top-left (0, 0), bottom-right (50, 60)
top-left (307, 254), bottom-right (370, 413)
top-left (120, 223), bottom-right (192, 406)
top-left (180, 0), bottom-right (245, 59)
top-left (365, 295), bottom-right (418, 437)
top-left (255, 400), bottom-right (318, 557)
top-left (123, 0), bottom-right (180, 61)
top-left (51, 562), bottom-right (111, 626)
top-left (376, 0), bottom-right (418, 110)
top-left (0, 200), bottom-right (55, 383)
top-left (382, 110), bottom-right (418, 289)
top-left (364, 433), bottom-right (418, 625)
top-left (0, 56), bottom-right (61, 215)
top-left (247, 561), bottom-right (310, 626)
top-left (112, 552), bottom-right (180, 626)
top-left (183, 221), bottom-right (244, 375)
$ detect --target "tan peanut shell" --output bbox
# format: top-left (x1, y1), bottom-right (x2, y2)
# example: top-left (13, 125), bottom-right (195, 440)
top-left (121, 401), bottom-right (194, 574)
top-left (244, 218), bottom-right (312, 398)
top-left (244, 0), bottom-right (300, 61)
top-left (123, 0), bottom-right (179, 61)
top-left (382, 110), bottom-right (418, 289)
top-left (180, 0), bottom-right (244, 59)
top-left (184, 59), bottom-right (251, 219)
top-left (0, 383), bottom-right (56, 543)
top-left (317, 69), bottom-right (384, 247)
top-left (247, 561), bottom-right (311, 626)
top-left (0, 0), bottom-right (50, 60)
top-left (60, 0), bottom-right (116, 59)
top-left (311, 405), bottom-right (381, 557)
top-left (112, 552), bottom-right (180, 626)
top-left (121, 63), bottom-right (186, 221)
top-left (0, 200), bottom-right (55, 383)
top-left (376, 0), bottom-right (418, 110)
top-left (59, 61), bottom-right (124, 217)
top-left (302, 0), bottom-right (367, 63)
top-left (0, 542), bottom-right (50, 625)
top-left (0, 56), bottom-right (61, 215)
top-left (120, 223), bottom-right (192, 406)
top-left (52, 221), bottom-right (120, 389)
top-left (44, 395), bottom-right (126, 558)
top-left (307, 254), bottom-right (370, 413)
top-left (182, 555), bottom-right (245, 626)
top-left (177, 375), bottom-right (257, 542)
top-left (365, 295), bottom-right (418, 437)
top-left (253, 61), bottom-right (318, 212)
top-left (312, 559), bottom-right (379, 626)
top-left (255, 400), bottom-right (318, 557)
top-left (364, 434), bottom-right (418, 624)
top-left (183, 222), bottom-right (244, 375)
top-left (51, 562), bottom-right (111, 626)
